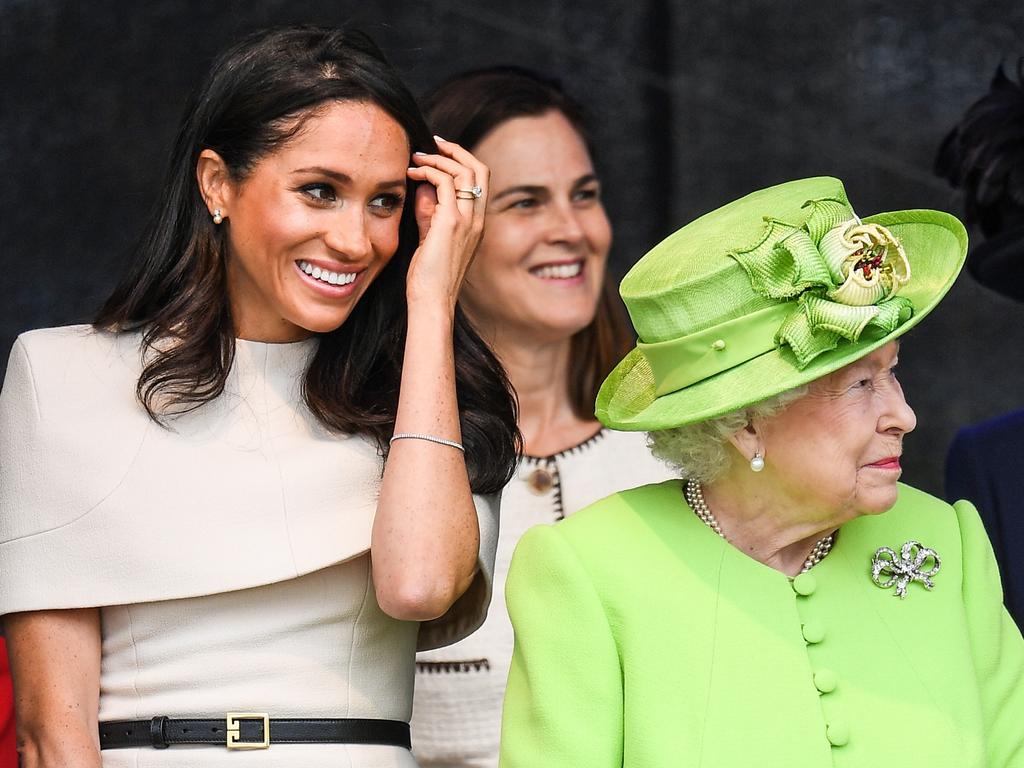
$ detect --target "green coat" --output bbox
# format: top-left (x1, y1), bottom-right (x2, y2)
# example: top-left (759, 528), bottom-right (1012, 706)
top-left (500, 481), bottom-right (1024, 767)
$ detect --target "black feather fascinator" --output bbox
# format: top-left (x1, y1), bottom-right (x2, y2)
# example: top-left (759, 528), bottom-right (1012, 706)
top-left (936, 58), bottom-right (1024, 300)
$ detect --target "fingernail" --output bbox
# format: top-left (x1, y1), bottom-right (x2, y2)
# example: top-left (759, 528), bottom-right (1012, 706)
top-left (433, 134), bottom-right (447, 143)
top-left (413, 151), bottom-right (428, 156)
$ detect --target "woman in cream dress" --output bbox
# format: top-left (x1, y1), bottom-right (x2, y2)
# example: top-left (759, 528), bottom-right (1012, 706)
top-left (0, 26), bottom-right (518, 768)
top-left (410, 68), bottom-right (673, 768)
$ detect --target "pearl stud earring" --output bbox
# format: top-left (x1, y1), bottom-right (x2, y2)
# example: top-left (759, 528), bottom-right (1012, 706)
top-left (750, 452), bottom-right (765, 472)
top-left (212, 209), bottom-right (223, 224)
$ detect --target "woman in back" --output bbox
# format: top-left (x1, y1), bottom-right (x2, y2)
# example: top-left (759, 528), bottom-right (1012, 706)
top-left (410, 67), bottom-right (673, 768)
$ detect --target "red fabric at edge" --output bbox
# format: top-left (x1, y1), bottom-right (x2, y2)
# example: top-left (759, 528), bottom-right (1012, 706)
top-left (0, 638), bottom-right (16, 768)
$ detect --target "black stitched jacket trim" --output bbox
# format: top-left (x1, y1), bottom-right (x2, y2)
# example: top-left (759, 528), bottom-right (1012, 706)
top-left (520, 430), bottom-right (607, 521)
top-left (551, 464), bottom-right (565, 520)
top-left (416, 659), bottom-right (491, 674)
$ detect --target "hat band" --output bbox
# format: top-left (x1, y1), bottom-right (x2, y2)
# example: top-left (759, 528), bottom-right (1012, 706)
top-left (638, 304), bottom-right (792, 396)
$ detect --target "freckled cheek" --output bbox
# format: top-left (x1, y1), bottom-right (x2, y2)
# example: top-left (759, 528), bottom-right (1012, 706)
top-left (235, 207), bottom-right (318, 262)
top-left (369, 220), bottom-right (402, 263)
top-left (273, 209), bottom-right (322, 244)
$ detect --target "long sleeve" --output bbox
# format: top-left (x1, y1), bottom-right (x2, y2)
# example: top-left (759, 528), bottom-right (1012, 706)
top-left (955, 498), bottom-right (1024, 764)
top-left (499, 524), bottom-right (622, 768)
top-left (945, 430), bottom-right (994, 514)
top-left (946, 420), bottom-right (1024, 628)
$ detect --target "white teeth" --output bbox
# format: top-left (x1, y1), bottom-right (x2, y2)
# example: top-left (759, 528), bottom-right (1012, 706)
top-left (298, 261), bottom-right (357, 287)
top-left (534, 262), bottom-right (583, 280)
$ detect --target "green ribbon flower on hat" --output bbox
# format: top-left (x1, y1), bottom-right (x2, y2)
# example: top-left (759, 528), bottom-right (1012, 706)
top-left (729, 197), bottom-right (914, 368)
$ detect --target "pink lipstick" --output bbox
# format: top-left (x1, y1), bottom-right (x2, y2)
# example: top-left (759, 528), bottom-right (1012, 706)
top-left (867, 457), bottom-right (901, 470)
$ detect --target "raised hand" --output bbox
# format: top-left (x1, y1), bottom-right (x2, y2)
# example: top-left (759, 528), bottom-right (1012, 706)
top-left (405, 136), bottom-right (489, 312)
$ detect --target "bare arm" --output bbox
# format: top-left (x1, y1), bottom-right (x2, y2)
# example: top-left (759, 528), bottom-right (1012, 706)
top-left (5, 609), bottom-right (102, 768)
top-left (372, 140), bottom-right (489, 621)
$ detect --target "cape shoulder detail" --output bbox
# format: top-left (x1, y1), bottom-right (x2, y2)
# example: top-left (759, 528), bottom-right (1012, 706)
top-left (0, 325), bottom-right (383, 613)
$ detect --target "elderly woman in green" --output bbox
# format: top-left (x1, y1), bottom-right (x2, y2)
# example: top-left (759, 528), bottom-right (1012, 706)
top-left (499, 177), bottom-right (1024, 766)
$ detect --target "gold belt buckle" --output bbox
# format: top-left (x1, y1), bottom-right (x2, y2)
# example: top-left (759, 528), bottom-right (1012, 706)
top-left (225, 712), bottom-right (270, 749)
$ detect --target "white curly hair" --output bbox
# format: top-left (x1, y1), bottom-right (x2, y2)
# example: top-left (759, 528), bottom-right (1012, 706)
top-left (647, 385), bottom-right (808, 483)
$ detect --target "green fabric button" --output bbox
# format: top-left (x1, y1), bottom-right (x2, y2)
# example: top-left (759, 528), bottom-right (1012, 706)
top-left (826, 721), bottom-right (850, 746)
top-left (814, 669), bottom-right (838, 693)
top-left (801, 619), bottom-right (826, 644)
top-left (792, 572), bottom-right (817, 596)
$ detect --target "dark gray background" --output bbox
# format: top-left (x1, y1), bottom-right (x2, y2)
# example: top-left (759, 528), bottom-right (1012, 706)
top-left (2, 0), bottom-right (1022, 495)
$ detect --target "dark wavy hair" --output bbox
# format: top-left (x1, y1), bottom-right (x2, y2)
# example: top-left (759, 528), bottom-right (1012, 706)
top-left (94, 26), bottom-right (519, 493)
top-left (935, 57), bottom-right (1024, 236)
top-left (422, 66), bottom-right (634, 421)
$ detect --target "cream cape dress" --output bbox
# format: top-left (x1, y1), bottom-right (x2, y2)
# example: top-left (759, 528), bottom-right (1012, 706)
top-left (410, 429), bottom-right (674, 767)
top-left (0, 326), bottom-right (499, 768)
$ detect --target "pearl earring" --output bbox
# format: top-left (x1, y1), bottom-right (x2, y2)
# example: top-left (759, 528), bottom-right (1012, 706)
top-left (750, 452), bottom-right (765, 472)
top-left (212, 209), bottom-right (223, 224)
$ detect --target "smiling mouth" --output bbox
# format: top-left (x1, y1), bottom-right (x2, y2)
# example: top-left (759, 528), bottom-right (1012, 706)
top-left (297, 259), bottom-right (358, 286)
top-left (529, 260), bottom-right (584, 280)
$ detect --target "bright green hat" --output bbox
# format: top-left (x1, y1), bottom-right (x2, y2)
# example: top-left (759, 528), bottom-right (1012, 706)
top-left (597, 177), bottom-right (967, 430)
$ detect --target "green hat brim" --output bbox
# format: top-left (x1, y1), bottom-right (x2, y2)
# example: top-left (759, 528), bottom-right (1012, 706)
top-left (596, 209), bottom-right (967, 431)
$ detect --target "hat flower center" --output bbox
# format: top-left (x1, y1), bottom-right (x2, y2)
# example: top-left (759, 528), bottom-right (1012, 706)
top-left (822, 221), bottom-right (911, 306)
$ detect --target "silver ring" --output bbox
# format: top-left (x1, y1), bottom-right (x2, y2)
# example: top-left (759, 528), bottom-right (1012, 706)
top-left (455, 186), bottom-right (483, 200)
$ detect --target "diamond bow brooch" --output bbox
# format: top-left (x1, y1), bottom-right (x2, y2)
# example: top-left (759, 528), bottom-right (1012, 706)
top-left (871, 541), bottom-right (941, 599)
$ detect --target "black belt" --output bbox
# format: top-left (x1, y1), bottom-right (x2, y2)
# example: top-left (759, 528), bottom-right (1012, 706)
top-left (99, 714), bottom-right (410, 750)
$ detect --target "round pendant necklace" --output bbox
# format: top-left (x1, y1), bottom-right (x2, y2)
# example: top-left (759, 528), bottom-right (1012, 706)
top-left (683, 478), bottom-right (834, 574)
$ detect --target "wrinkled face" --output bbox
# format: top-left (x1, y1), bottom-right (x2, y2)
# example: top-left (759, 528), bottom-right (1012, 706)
top-left (757, 342), bottom-right (917, 521)
top-left (219, 100), bottom-right (410, 341)
top-left (459, 110), bottom-right (611, 344)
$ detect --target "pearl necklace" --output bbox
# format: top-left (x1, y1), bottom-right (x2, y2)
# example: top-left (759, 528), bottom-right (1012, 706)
top-left (684, 478), bottom-right (834, 574)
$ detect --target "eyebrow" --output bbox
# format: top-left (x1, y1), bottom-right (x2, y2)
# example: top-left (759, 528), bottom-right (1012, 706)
top-left (844, 354), bottom-right (900, 381)
top-left (292, 166), bottom-right (406, 189)
top-left (491, 173), bottom-right (600, 202)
